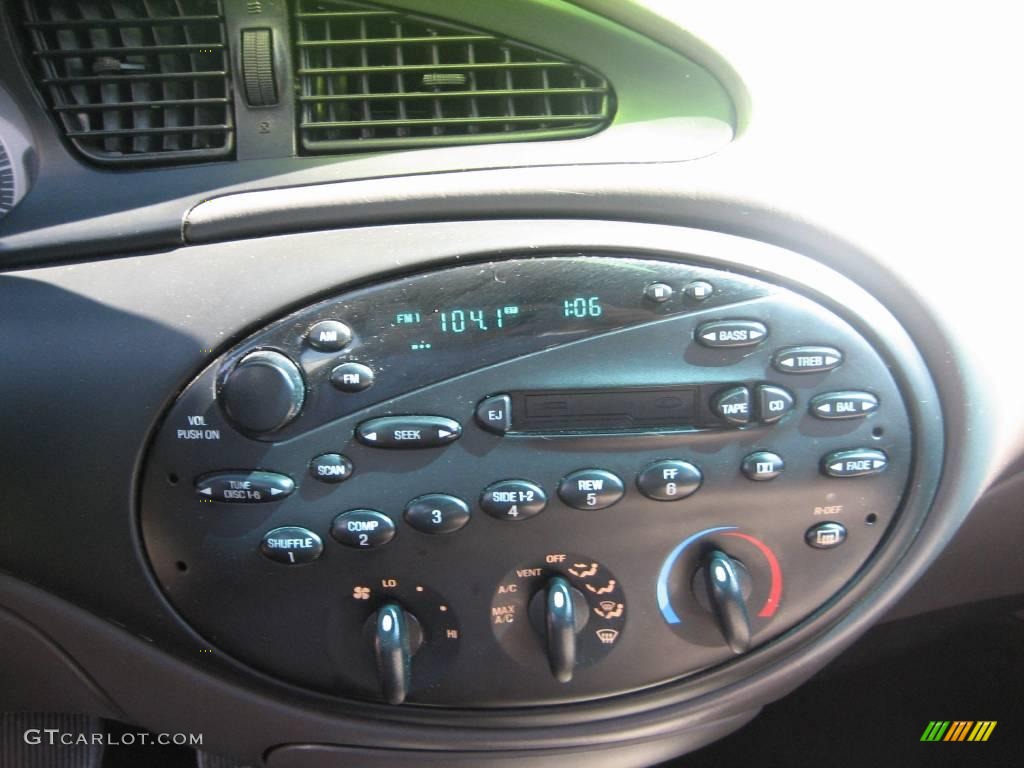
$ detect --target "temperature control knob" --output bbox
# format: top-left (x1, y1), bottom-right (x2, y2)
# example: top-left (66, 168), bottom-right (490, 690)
top-left (695, 550), bottom-right (752, 654)
top-left (370, 602), bottom-right (423, 705)
top-left (528, 576), bottom-right (589, 683)
top-left (220, 350), bottom-right (305, 435)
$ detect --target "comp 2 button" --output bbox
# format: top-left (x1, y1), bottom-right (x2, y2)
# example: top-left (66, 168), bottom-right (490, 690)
top-left (331, 510), bottom-right (396, 549)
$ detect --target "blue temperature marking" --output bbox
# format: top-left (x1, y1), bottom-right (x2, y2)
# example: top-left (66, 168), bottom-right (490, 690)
top-left (656, 526), bottom-right (738, 625)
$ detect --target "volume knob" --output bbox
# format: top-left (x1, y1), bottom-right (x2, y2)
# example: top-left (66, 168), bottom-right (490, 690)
top-left (220, 350), bottom-right (305, 435)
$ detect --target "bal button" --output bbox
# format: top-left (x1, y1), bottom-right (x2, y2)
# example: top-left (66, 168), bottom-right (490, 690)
top-left (637, 460), bottom-right (702, 501)
top-left (331, 510), bottom-right (396, 548)
top-left (558, 469), bottom-right (625, 510)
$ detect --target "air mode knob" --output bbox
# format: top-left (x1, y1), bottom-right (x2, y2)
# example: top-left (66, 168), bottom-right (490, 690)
top-left (220, 350), bottom-right (305, 435)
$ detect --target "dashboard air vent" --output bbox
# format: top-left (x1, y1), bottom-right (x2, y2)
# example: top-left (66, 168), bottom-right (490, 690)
top-left (20, 0), bottom-right (233, 165)
top-left (294, 0), bottom-right (614, 154)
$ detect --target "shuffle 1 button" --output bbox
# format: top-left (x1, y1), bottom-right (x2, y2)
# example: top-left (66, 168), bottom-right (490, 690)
top-left (260, 527), bottom-right (323, 565)
top-left (558, 469), bottom-right (625, 510)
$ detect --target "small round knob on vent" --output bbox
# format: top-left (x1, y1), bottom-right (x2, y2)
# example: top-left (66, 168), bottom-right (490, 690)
top-left (219, 350), bottom-right (305, 435)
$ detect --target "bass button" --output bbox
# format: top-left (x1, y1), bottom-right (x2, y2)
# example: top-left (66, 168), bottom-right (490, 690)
top-left (696, 320), bottom-right (767, 348)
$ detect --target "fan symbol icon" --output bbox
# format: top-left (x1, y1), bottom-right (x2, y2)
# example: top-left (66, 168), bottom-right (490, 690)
top-left (352, 586), bottom-right (371, 600)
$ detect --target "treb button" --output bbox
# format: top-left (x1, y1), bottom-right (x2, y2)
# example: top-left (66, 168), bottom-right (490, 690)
top-left (558, 469), bottom-right (625, 510)
top-left (696, 320), bottom-right (767, 348)
top-left (356, 416), bottom-right (462, 448)
top-left (773, 346), bottom-right (843, 373)
top-left (476, 394), bottom-right (512, 434)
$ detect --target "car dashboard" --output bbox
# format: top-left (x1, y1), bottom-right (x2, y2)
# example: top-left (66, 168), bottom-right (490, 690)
top-left (0, 2), bottom-right (1021, 766)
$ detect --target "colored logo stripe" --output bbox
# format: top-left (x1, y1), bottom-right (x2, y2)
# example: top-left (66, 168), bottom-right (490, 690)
top-left (920, 720), bottom-right (996, 742)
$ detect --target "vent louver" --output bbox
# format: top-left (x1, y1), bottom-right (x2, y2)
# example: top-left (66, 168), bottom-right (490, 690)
top-left (294, 0), bottom-right (614, 154)
top-left (20, 0), bottom-right (233, 165)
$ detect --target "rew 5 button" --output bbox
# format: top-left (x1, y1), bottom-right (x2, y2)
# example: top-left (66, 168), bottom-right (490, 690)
top-left (637, 460), bottom-right (702, 501)
top-left (405, 494), bottom-right (470, 534)
top-left (558, 469), bottom-right (625, 510)
top-left (357, 416), bottom-right (461, 448)
top-left (331, 510), bottom-right (396, 548)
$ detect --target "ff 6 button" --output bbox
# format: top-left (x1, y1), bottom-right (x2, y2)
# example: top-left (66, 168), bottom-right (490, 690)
top-left (558, 469), bottom-right (625, 510)
top-left (637, 460), bottom-right (702, 501)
